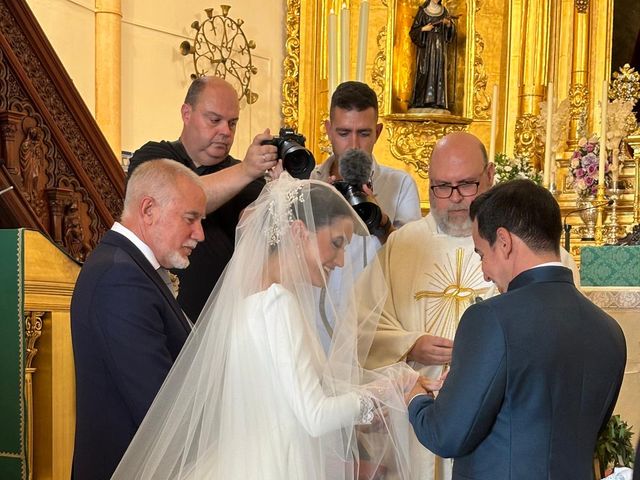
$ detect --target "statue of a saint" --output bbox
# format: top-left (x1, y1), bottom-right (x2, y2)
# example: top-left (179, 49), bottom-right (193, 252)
top-left (409, 0), bottom-right (455, 111)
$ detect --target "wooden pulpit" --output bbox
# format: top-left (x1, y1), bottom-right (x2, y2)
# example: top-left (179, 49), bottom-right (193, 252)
top-left (0, 229), bottom-right (79, 480)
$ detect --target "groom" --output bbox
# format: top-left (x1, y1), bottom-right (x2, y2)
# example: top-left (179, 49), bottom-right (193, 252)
top-left (406, 179), bottom-right (626, 479)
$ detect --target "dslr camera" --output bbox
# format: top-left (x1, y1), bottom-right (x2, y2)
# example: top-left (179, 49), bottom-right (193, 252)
top-left (331, 148), bottom-right (385, 236)
top-left (261, 128), bottom-right (315, 179)
top-left (333, 181), bottom-right (383, 235)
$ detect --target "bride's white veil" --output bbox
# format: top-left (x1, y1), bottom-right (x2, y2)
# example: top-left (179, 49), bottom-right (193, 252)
top-left (112, 173), bottom-right (416, 479)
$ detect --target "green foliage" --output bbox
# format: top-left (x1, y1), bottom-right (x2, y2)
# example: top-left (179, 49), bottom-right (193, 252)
top-left (493, 153), bottom-right (543, 185)
top-left (595, 414), bottom-right (635, 478)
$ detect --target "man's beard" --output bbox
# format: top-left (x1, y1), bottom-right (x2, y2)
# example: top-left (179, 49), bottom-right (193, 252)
top-left (431, 206), bottom-right (473, 237)
top-left (166, 240), bottom-right (198, 269)
top-left (166, 250), bottom-right (190, 269)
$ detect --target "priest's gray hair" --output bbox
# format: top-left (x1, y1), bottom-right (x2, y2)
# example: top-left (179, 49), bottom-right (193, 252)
top-left (122, 159), bottom-right (202, 216)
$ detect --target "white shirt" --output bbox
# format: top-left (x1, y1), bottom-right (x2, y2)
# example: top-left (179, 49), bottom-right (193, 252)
top-left (111, 222), bottom-right (160, 270)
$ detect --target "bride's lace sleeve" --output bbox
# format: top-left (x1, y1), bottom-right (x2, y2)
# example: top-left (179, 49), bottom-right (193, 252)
top-left (262, 285), bottom-right (365, 437)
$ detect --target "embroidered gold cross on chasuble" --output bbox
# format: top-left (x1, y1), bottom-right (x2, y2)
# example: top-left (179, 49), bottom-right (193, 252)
top-left (414, 247), bottom-right (489, 339)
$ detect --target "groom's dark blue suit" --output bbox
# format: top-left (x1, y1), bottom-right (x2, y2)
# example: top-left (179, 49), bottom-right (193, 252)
top-left (409, 266), bottom-right (626, 480)
top-left (71, 230), bottom-right (192, 480)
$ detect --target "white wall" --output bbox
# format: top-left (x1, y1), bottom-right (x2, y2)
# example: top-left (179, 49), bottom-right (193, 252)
top-left (25, 0), bottom-right (286, 159)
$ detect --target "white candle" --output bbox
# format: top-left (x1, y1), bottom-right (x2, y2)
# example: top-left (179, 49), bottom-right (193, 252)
top-left (355, 0), bottom-right (369, 82)
top-left (328, 9), bottom-right (338, 99)
top-left (543, 82), bottom-right (554, 189)
top-left (340, 2), bottom-right (350, 83)
top-left (488, 85), bottom-right (498, 164)
top-left (598, 80), bottom-right (607, 187)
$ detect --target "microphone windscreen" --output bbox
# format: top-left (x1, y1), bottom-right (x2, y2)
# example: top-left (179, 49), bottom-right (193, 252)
top-left (339, 148), bottom-right (372, 185)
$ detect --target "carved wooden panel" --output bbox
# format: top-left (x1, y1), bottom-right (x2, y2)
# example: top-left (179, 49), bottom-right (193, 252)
top-left (0, 0), bottom-right (124, 261)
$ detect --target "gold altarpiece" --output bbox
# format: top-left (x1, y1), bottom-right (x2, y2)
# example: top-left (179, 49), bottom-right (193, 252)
top-left (281, 0), bottom-right (637, 242)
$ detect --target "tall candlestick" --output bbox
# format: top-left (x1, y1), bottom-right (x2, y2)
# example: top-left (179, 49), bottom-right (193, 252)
top-left (340, 2), bottom-right (350, 83)
top-left (355, 0), bottom-right (369, 82)
top-left (612, 150), bottom-right (619, 187)
top-left (598, 80), bottom-right (608, 187)
top-left (543, 82), bottom-right (554, 189)
top-left (328, 9), bottom-right (338, 99)
top-left (488, 85), bottom-right (498, 163)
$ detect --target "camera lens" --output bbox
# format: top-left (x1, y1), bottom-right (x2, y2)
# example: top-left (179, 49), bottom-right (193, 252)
top-left (280, 141), bottom-right (315, 179)
top-left (333, 181), bottom-right (382, 233)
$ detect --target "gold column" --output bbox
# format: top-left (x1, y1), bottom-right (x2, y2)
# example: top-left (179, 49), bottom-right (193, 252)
top-left (567, 0), bottom-right (590, 148)
top-left (513, 0), bottom-right (551, 170)
top-left (95, 0), bottom-right (122, 157)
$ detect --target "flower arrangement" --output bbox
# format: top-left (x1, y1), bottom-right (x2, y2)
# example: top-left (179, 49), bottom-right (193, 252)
top-left (568, 136), bottom-right (612, 197)
top-left (493, 153), bottom-right (542, 185)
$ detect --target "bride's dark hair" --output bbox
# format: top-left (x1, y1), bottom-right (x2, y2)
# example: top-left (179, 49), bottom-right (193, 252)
top-left (293, 185), bottom-right (354, 229)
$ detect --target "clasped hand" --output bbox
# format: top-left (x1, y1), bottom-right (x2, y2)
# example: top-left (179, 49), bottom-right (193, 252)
top-left (407, 334), bottom-right (453, 366)
top-left (404, 373), bottom-right (447, 405)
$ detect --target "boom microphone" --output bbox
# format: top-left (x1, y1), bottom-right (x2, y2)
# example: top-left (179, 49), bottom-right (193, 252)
top-left (562, 199), bottom-right (614, 251)
top-left (338, 148), bottom-right (372, 185)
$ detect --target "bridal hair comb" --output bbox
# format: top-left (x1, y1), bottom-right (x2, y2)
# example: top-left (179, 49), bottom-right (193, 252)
top-left (266, 182), bottom-right (305, 246)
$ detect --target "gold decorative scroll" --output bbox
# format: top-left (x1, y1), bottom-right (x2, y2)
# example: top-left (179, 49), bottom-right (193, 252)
top-left (569, 83), bottom-right (589, 138)
top-left (371, 26), bottom-right (387, 109)
top-left (282, 0), bottom-right (302, 130)
top-left (25, 310), bottom-right (44, 480)
top-left (473, 32), bottom-right (490, 119)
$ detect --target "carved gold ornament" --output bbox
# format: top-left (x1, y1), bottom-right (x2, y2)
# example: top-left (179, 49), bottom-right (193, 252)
top-left (282, 0), bottom-right (301, 129)
top-left (569, 83), bottom-right (589, 138)
top-left (610, 64), bottom-right (640, 106)
top-left (514, 113), bottom-right (541, 166)
top-left (371, 26), bottom-right (387, 108)
top-left (282, 0), bottom-right (301, 130)
top-left (473, 32), bottom-right (490, 119)
top-left (385, 118), bottom-right (467, 178)
top-left (575, 0), bottom-right (589, 13)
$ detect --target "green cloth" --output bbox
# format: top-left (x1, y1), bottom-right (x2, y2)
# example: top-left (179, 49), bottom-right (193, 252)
top-left (581, 245), bottom-right (640, 286)
top-left (0, 229), bottom-right (27, 479)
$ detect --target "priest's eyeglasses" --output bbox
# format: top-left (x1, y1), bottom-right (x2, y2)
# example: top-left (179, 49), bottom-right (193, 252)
top-left (430, 181), bottom-right (480, 199)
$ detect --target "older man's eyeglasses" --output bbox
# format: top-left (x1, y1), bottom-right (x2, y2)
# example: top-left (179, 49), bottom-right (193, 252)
top-left (430, 181), bottom-right (480, 199)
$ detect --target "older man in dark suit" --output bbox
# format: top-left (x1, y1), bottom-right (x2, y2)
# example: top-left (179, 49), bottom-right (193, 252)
top-left (70, 159), bottom-right (206, 480)
top-left (407, 179), bottom-right (626, 479)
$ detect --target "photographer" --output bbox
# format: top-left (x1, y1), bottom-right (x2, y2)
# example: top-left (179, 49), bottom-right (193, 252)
top-left (128, 76), bottom-right (280, 321)
top-left (312, 81), bottom-right (421, 349)
top-left (314, 82), bottom-right (420, 245)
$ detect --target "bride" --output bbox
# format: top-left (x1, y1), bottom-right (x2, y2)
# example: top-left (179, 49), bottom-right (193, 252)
top-left (112, 174), bottom-right (422, 479)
